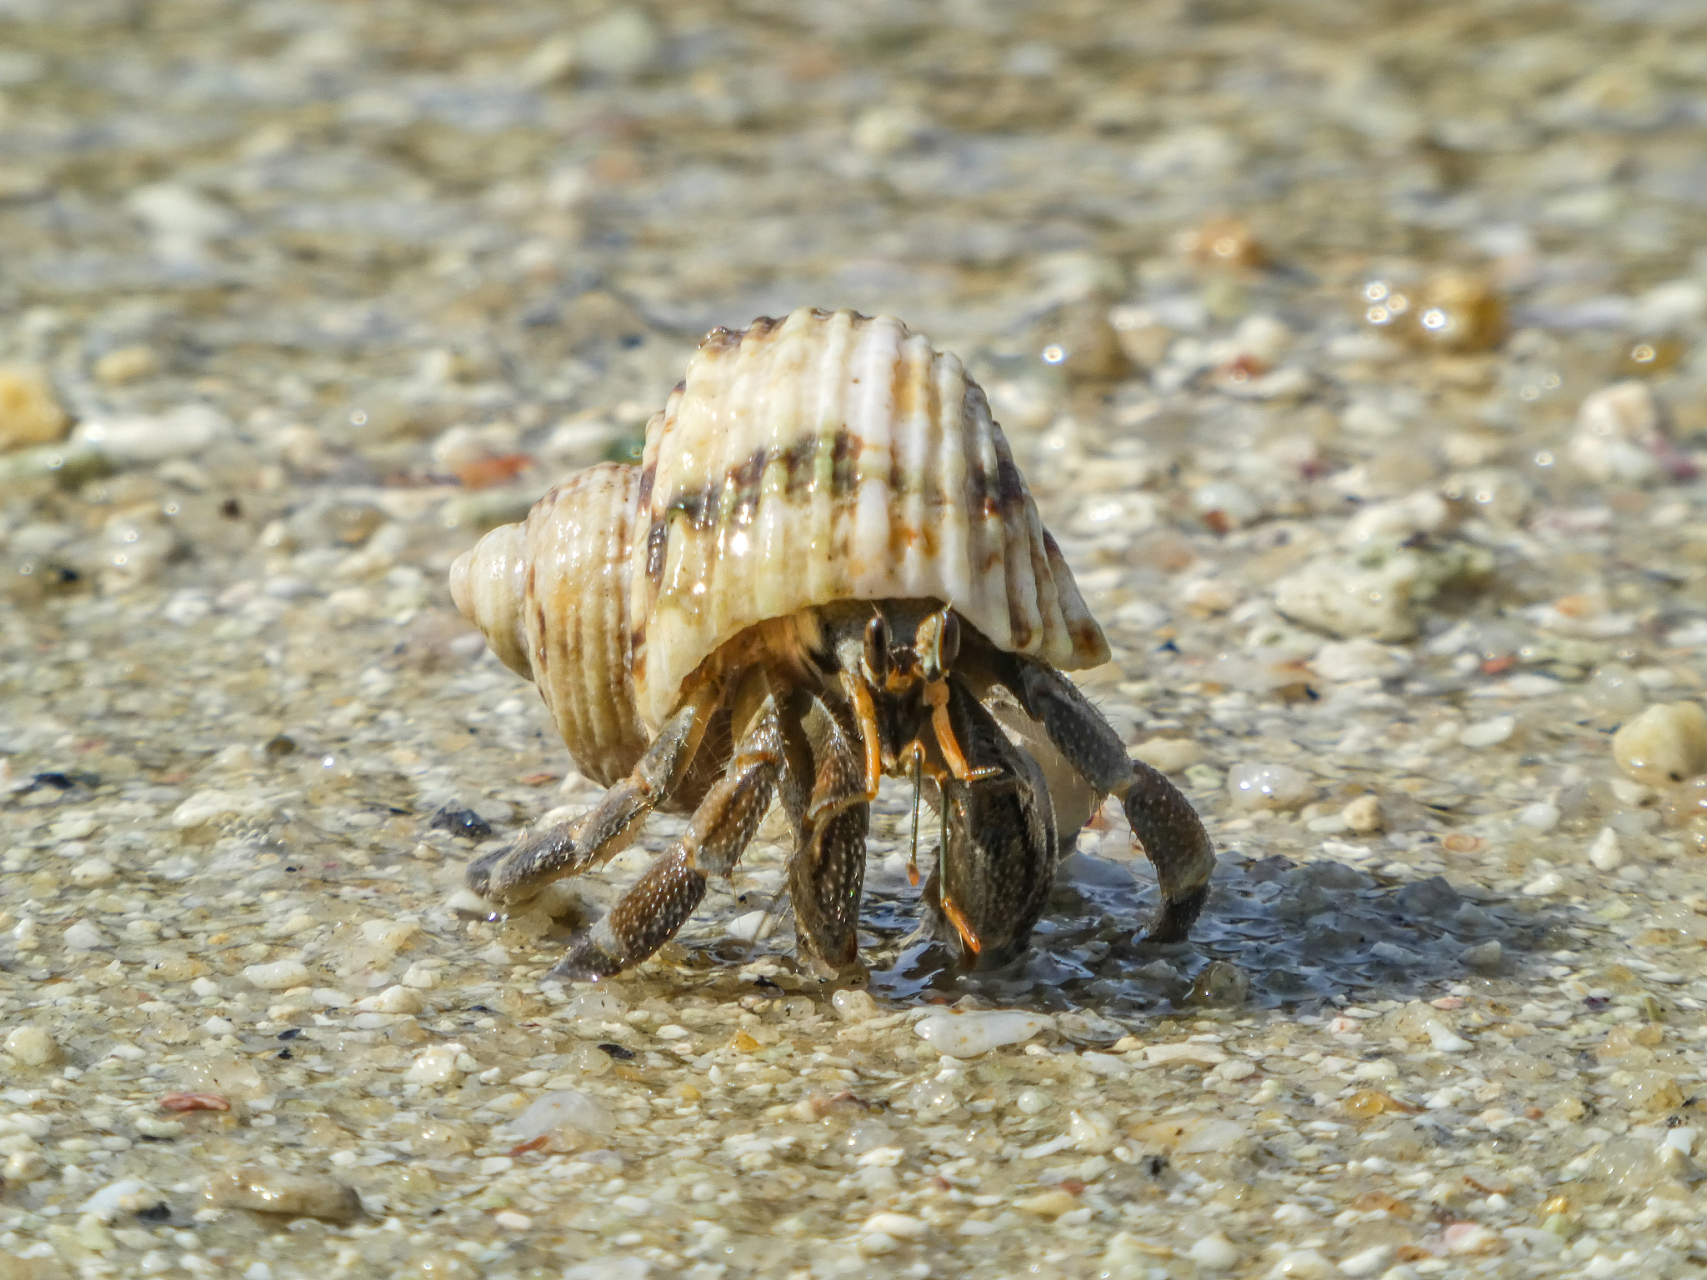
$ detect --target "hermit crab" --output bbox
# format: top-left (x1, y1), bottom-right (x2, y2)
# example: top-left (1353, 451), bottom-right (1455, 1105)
top-left (450, 307), bottom-right (1214, 979)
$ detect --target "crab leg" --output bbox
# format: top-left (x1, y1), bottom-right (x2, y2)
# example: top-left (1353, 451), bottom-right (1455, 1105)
top-left (1009, 658), bottom-right (1215, 942)
top-left (919, 678), bottom-right (1057, 968)
top-left (466, 679), bottom-right (723, 906)
top-left (786, 692), bottom-right (871, 973)
top-left (554, 692), bottom-right (787, 979)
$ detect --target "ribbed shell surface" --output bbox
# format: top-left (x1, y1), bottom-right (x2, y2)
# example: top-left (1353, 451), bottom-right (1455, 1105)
top-left (629, 307), bottom-right (1109, 728)
top-left (450, 463), bottom-right (650, 787)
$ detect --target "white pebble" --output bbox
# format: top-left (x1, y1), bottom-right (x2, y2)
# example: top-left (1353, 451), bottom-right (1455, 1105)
top-left (69, 857), bottom-right (116, 887)
top-left (170, 789), bottom-right (269, 830)
top-left (1180, 1119), bottom-right (1248, 1153)
top-left (1425, 1019), bottom-right (1472, 1053)
top-left (1130, 738), bottom-right (1206, 774)
top-left (1311, 637), bottom-right (1409, 682)
top-left (1227, 762), bottom-right (1315, 810)
top-left (359, 918), bottom-right (421, 952)
top-left (1569, 382), bottom-right (1663, 484)
top-left (1268, 1247), bottom-right (1335, 1278)
top-left (1068, 1109), bottom-right (1118, 1153)
top-left (402, 966), bottom-right (441, 990)
top-left (73, 405), bottom-right (228, 463)
top-left (80, 1179), bottom-right (160, 1222)
top-left (63, 921), bottom-right (105, 951)
top-left (914, 1010), bottom-right (1053, 1058)
top-left (4, 1025), bottom-right (59, 1066)
top-left (1612, 701), bottom-right (1707, 785)
top-left (502, 1088), bottom-right (615, 1140)
top-left (1342, 795), bottom-right (1383, 834)
top-left (494, 1211), bottom-right (531, 1231)
top-left (1145, 1042), bottom-right (1228, 1067)
top-left (402, 1045), bottom-right (461, 1085)
top-left (1015, 1088), bottom-right (1051, 1115)
top-left (1459, 715), bottom-right (1515, 748)
top-left (1523, 869), bottom-right (1564, 896)
top-left (862, 1213), bottom-right (927, 1239)
top-left (243, 960), bottom-right (310, 990)
top-left (857, 1232), bottom-right (899, 1256)
top-left (831, 988), bottom-right (879, 1022)
top-left (355, 985), bottom-right (423, 1014)
top-left (1587, 827), bottom-right (1624, 872)
top-left (1187, 1233), bottom-right (1240, 1271)
top-left (1517, 802), bottom-right (1560, 832)
top-left (1337, 1244), bottom-right (1391, 1277)
top-left (1191, 480), bottom-right (1262, 527)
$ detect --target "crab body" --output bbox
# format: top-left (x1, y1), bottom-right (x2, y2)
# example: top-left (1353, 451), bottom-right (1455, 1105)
top-left (451, 308), bottom-right (1213, 978)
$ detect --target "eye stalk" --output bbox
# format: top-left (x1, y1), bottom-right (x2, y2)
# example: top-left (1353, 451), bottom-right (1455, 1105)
top-left (861, 613), bottom-right (891, 684)
top-left (920, 608), bottom-right (959, 681)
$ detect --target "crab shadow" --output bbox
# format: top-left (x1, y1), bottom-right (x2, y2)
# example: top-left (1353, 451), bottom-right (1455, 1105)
top-left (856, 851), bottom-right (1573, 1020)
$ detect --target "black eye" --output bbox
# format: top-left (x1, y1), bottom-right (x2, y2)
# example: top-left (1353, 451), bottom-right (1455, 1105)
top-left (863, 614), bottom-right (891, 680)
top-left (937, 611), bottom-right (960, 669)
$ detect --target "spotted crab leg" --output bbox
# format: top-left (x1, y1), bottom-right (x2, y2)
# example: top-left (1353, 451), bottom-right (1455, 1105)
top-left (1008, 658), bottom-right (1216, 942)
top-left (918, 677), bottom-right (1057, 968)
top-left (554, 691), bottom-right (787, 979)
top-left (785, 692), bottom-right (871, 975)
top-left (466, 679), bottom-right (723, 907)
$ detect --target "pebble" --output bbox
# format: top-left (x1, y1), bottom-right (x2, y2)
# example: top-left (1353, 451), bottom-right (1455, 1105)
top-left (831, 988), bottom-right (880, 1022)
top-left (354, 985), bottom-right (423, 1014)
top-left (1268, 1247), bottom-right (1336, 1278)
top-left (503, 1089), bottom-right (615, 1140)
top-left (1442, 1222), bottom-right (1503, 1255)
top-left (204, 1168), bottom-right (362, 1224)
top-left (862, 1213), bottom-right (926, 1239)
top-left (0, 365), bottom-right (69, 449)
top-left (243, 960), bottom-right (310, 990)
top-left (1336, 1244), bottom-right (1391, 1277)
top-left (1311, 637), bottom-right (1409, 682)
top-left (1524, 868), bottom-right (1564, 896)
top-left (1585, 663), bottom-right (1646, 719)
top-left (1015, 1088), bottom-right (1051, 1115)
top-left (1424, 1019), bottom-right (1471, 1052)
top-left (1178, 1118), bottom-right (1247, 1153)
top-left (1517, 801), bottom-right (1560, 831)
top-left (70, 857), bottom-right (117, 887)
top-left (1462, 940), bottom-right (1503, 971)
top-left (1187, 1232), bottom-right (1240, 1271)
top-left (4, 1025), bottom-right (59, 1066)
top-left (1342, 794), bottom-right (1383, 833)
top-left (1612, 701), bottom-right (1707, 785)
top-left (1587, 827), bottom-right (1624, 872)
top-left (576, 7), bottom-right (660, 78)
top-left (80, 1179), bottom-right (160, 1222)
top-left (1014, 1189), bottom-right (1081, 1219)
top-left (1569, 382), bottom-right (1664, 484)
top-left (94, 345), bottom-right (160, 384)
top-left (72, 405), bottom-right (228, 464)
top-left (1068, 1109), bottom-right (1118, 1153)
top-left (64, 920), bottom-right (106, 951)
top-left (1227, 762), bottom-right (1315, 810)
top-left (1144, 1042), bottom-right (1228, 1067)
top-left (404, 1045), bottom-right (466, 1086)
top-left (171, 789), bottom-right (269, 830)
top-left (1459, 715), bottom-right (1515, 748)
top-left (914, 1010), bottom-right (1053, 1058)
top-left (1129, 738), bottom-right (1206, 773)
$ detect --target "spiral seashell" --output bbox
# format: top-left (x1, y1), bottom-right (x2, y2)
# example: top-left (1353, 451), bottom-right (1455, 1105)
top-left (452, 463), bottom-right (649, 786)
top-left (453, 306), bottom-right (1108, 756)
top-left (628, 307), bottom-right (1107, 726)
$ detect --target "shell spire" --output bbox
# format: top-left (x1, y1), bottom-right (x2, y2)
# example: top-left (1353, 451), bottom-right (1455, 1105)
top-left (628, 307), bottom-right (1108, 727)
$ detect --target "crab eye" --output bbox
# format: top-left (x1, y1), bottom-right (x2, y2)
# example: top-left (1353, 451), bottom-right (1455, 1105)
top-left (937, 611), bottom-right (960, 670)
top-left (862, 613), bottom-right (891, 681)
